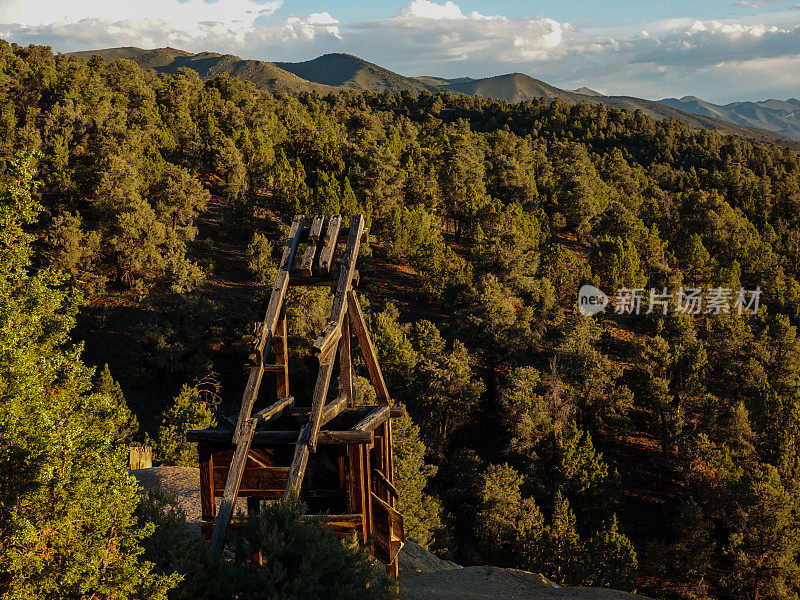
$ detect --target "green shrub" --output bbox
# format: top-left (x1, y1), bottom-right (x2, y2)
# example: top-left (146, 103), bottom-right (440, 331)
top-left (156, 384), bottom-right (216, 466)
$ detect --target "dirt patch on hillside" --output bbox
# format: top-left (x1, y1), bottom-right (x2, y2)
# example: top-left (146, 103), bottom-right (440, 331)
top-left (403, 567), bottom-right (648, 600)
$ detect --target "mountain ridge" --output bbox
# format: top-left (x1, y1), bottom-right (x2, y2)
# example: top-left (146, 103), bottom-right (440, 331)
top-left (67, 46), bottom-right (796, 145)
top-left (658, 95), bottom-right (800, 140)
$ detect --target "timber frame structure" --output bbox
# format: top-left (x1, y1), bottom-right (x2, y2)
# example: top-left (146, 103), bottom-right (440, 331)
top-left (187, 215), bottom-right (404, 575)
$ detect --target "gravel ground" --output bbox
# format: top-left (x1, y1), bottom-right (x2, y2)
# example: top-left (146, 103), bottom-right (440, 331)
top-left (402, 567), bottom-right (648, 600)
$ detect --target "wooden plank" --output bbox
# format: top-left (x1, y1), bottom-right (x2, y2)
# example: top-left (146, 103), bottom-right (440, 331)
top-left (307, 353), bottom-right (336, 453)
top-left (350, 444), bottom-right (367, 544)
top-left (347, 289), bottom-right (390, 406)
top-left (284, 424), bottom-right (311, 498)
top-left (288, 269), bottom-right (359, 288)
top-left (298, 215), bottom-right (325, 276)
top-left (321, 394), bottom-right (347, 425)
top-left (315, 325), bottom-right (342, 362)
top-left (212, 466), bottom-right (289, 494)
top-left (313, 215), bottom-right (365, 356)
top-left (321, 430), bottom-right (374, 444)
top-left (252, 395), bottom-right (294, 427)
top-left (314, 514), bottom-right (364, 524)
top-left (210, 417), bottom-right (256, 555)
top-left (274, 315), bottom-right (289, 398)
top-left (234, 215), bottom-right (305, 444)
top-left (187, 428), bottom-right (374, 445)
top-left (372, 468), bottom-right (399, 500)
top-left (316, 214), bottom-right (342, 275)
top-left (339, 315), bottom-right (353, 406)
top-left (286, 394), bottom-right (346, 424)
top-left (128, 446), bottom-right (152, 470)
top-left (299, 219), bottom-right (367, 244)
top-left (198, 443), bottom-right (215, 520)
top-left (371, 492), bottom-right (404, 564)
top-left (363, 443), bottom-right (373, 541)
top-left (354, 406), bottom-right (390, 432)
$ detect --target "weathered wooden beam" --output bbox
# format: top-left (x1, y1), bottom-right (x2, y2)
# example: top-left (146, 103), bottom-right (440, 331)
top-left (198, 443), bottom-right (215, 520)
top-left (321, 429), bottom-right (374, 444)
top-left (307, 352), bottom-right (336, 454)
top-left (298, 215), bottom-right (325, 276)
top-left (372, 468), bottom-right (399, 500)
top-left (350, 444), bottom-right (367, 544)
top-left (284, 424), bottom-right (311, 498)
top-left (252, 396), bottom-right (294, 427)
top-left (274, 314), bottom-right (289, 398)
top-left (288, 269), bottom-right (359, 288)
top-left (298, 219), bottom-right (368, 245)
top-left (234, 215), bottom-right (305, 444)
top-left (354, 406), bottom-right (391, 432)
top-left (339, 315), bottom-right (353, 406)
top-left (210, 417), bottom-right (256, 555)
top-left (321, 394), bottom-right (348, 425)
top-left (313, 216), bottom-right (364, 357)
top-left (315, 325), bottom-right (342, 362)
top-left (347, 289), bottom-right (391, 406)
top-left (316, 215), bottom-right (342, 275)
top-left (286, 394), bottom-right (346, 424)
top-left (187, 428), bottom-right (374, 445)
top-left (304, 514), bottom-right (363, 524)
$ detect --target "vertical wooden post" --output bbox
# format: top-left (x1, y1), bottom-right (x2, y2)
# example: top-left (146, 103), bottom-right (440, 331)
top-left (198, 442), bottom-right (216, 522)
top-left (248, 497), bottom-right (263, 567)
top-left (362, 444), bottom-right (373, 541)
top-left (386, 419), bottom-right (395, 508)
top-left (339, 313), bottom-right (353, 406)
top-left (274, 313), bottom-right (289, 399)
top-left (349, 444), bottom-right (367, 544)
top-left (210, 418), bottom-right (257, 555)
top-left (386, 559), bottom-right (399, 578)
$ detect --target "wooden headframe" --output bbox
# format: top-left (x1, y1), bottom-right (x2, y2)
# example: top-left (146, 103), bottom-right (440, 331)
top-left (207, 214), bottom-right (394, 556)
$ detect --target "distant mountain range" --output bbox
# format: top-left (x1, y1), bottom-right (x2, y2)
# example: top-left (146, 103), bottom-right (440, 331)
top-left (658, 96), bottom-right (800, 141)
top-left (67, 47), bottom-right (798, 145)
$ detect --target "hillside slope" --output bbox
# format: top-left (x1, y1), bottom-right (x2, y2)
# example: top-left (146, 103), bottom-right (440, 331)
top-left (433, 72), bottom-right (788, 144)
top-left (68, 46), bottom-right (794, 145)
top-left (275, 52), bottom-right (437, 93)
top-left (69, 46), bottom-right (334, 93)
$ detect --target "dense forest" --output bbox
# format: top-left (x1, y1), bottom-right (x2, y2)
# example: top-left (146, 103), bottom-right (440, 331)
top-left (4, 39), bottom-right (800, 599)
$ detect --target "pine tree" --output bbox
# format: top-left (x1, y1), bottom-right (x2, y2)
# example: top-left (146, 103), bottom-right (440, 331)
top-left (0, 154), bottom-right (176, 598)
top-left (247, 232), bottom-right (275, 285)
top-left (392, 408), bottom-right (442, 549)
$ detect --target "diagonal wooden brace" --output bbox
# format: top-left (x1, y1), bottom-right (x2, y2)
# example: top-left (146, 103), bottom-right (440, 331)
top-left (233, 215), bottom-right (305, 445)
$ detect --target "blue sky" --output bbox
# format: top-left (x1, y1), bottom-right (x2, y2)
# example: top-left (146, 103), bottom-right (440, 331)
top-left (270, 0), bottom-right (780, 28)
top-left (0, 0), bottom-right (798, 103)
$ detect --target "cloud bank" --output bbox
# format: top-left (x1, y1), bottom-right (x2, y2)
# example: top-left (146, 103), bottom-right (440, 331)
top-left (0, 0), bottom-right (798, 103)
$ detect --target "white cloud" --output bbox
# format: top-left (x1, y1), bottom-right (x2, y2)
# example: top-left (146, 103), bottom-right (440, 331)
top-left (285, 12), bottom-right (341, 40)
top-left (397, 1), bottom-right (465, 20)
top-left (1, 0), bottom-right (282, 34)
top-left (0, 0), bottom-right (799, 103)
